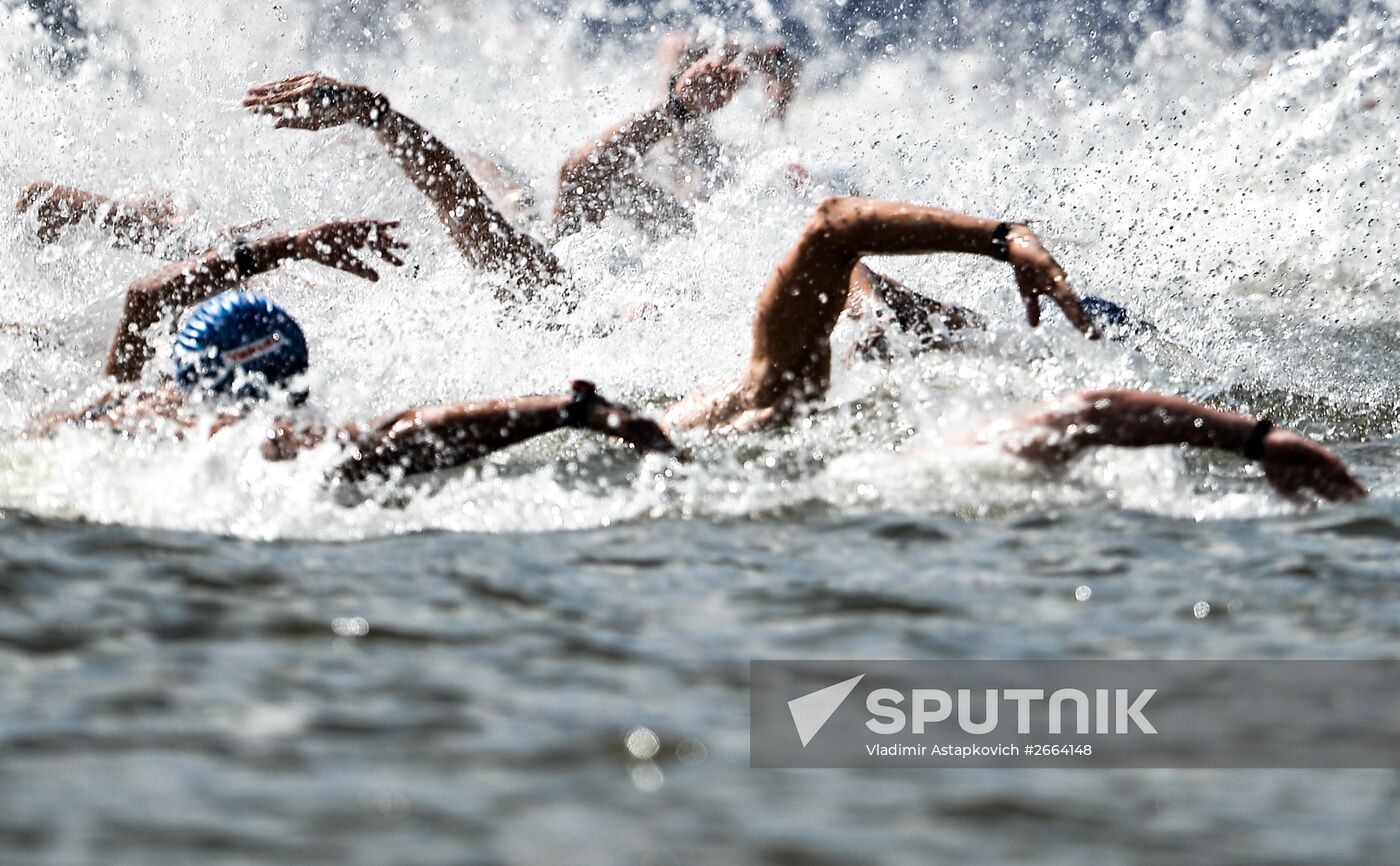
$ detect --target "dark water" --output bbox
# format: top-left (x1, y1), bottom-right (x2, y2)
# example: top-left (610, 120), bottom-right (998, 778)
top-left (4, 504), bottom-right (1400, 865)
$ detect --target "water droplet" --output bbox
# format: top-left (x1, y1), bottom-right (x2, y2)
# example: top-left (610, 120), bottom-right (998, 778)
top-left (624, 726), bottom-right (660, 760)
top-left (331, 616), bottom-right (369, 637)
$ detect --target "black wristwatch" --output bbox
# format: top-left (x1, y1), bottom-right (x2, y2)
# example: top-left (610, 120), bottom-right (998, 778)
top-left (1243, 418), bottom-right (1273, 460)
top-left (231, 238), bottom-right (257, 277)
top-left (564, 380), bottom-right (599, 428)
top-left (666, 92), bottom-right (694, 124)
top-left (989, 222), bottom-right (1016, 261)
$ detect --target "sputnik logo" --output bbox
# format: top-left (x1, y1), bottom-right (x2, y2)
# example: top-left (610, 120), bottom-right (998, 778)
top-left (788, 674), bottom-right (864, 747)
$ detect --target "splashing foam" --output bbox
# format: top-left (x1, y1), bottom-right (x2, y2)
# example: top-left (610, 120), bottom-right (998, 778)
top-left (0, 1), bottom-right (1395, 537)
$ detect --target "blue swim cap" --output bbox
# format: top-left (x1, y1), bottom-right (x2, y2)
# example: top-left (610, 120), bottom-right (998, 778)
top-left (1080, 295), bottom-right (1154, 340)
top-left (173, 291), bottom-right (308, 398)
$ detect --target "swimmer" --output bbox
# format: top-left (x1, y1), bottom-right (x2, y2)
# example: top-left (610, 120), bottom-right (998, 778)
top-left (554, 36), bottom-right (802, 236)
top-left (644, 35), bottom-right (802, 208)
top-left (13, 180), bottom-right (266, 259)
top-left (240, 57), bottom-right (755, 297)
top-left (649, 196), bottom-right (1360, 502)
top-left (28, 218), bottom-right (677, 483)
top-left (25, 199), bottom-right (1358, 502)
top-left (240, 70), bottom-right (1095, 342)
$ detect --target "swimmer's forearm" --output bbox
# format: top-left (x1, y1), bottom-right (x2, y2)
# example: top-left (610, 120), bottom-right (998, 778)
top-left (560, 103), bottom-right (676, 185)
top-left (1011, 390), bottom-right (1256, 461)
top-left (368, 107), bottom-right (491, 216)
top-left (368, 105), bottom-right (562, 286)
top-left (328, 395), bottom-right (574, 483)
top-left (16, 182), bottom-right (181, 252)
top-left (555, 104), bottom-right (677, 231)
top-left (815, 198), bottom-right (1015, 259)
top-left (327, 388), bottom-right (675, 482)
top-left (103, 235), bottom-right (301, 382)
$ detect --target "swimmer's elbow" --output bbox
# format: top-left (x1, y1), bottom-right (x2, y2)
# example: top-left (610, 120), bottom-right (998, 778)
top-left (804, 196), bottom-right (872, 248)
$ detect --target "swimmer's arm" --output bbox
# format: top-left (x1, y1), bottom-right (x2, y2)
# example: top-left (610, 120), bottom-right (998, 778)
top-left (998, 389), bottom-right (1365, 502)
top-left (801, 197), bottom-right (1098, 336)
top-left (16, 182), bottom-right (187, 254)
top-left (243, 73), bottom-right (562, 291)
top-left (368, 107), bottom-right (563, 288)
top-left (25, 390), bottom-right (117, 437)
top-left (104, 220), bottom-right (407, 383)
top-left (553, 57), bottom-right (746, 236)
top-left (321, 385), bottom-right (678, 483)
top-left (743, 43), bottom-right (801, 120)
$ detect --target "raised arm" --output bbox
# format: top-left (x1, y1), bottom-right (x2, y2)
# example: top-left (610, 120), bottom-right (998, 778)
top-left (264, 380), bottom-right (679, 483)
top-left (992, 388), bottom-right (1365, 502)
top-left (16, 181), bottom-right (188, 254)
top-left (663, 197), bottom-right (1097, 432)
top-left (105, 219), bottom-right (405, 383)
top-left (657, 35), bottom-right (800, 120)
top-left (243, 73), bottom-right (562, 291)
top-left (743, 43), bottom-right (802, 120)
top-left (553, 57), bottom-right (747, 237)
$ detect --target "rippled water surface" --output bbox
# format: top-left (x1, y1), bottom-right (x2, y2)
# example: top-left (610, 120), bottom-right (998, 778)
top-left (3, 0), bottom-right (1400, 862)
top-left (6, 508), bottom-right (1400, 864)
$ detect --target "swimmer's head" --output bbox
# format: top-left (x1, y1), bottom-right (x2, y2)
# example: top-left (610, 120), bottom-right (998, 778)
top-left (173, 291), bottom-right (309, 401)
top-left (1079, 295), bottom-right (1154, 341)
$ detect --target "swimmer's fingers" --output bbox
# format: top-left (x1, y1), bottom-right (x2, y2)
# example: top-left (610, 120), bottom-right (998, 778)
top-left (245, 71), bottom-right (321, 97)
top-left (211, 218), bottom-right (273, 242)
top-left (326, 253), bottom-right (379, 282)
top-left (297, 220), bottom-right (384, 279)
top-left (1261, 435), bottom-right (1367, 504)
top-left (1007, 230), bottom-right (1099, 338)
top-left (674, 57), bottom-right (749, 114)
top-left (1047, 281), bottom-right (1100, 339)
top-left (1297, 461), bottom-right (1367, 503)
top-left (350, 220), bottom-right (408, 269)
top-left (247, 92), bottom-right (320, 125)
top-left (616, 415), bottom-right (679, 456)
top-left (1020, 282), bottom-right (1042, 328)
top-left (243, 83), bottom-right (317, 111)
top-left (365, 220), bottom-right (408, 261)
top-left (15, 180), bottom-right (55, 213)
top-left (372, 246), bottom-right (405, 268)
top-left (1313, 472), bottom-right (1368, 503)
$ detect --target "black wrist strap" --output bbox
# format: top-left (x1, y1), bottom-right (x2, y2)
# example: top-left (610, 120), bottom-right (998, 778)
top-left (1243, 418), bottom-right (1273, 460)
top-left (666, 92), bottom-right (693, 124)
top-left (231, 238), bottom-right (256, 278)
top-left (564, 380), bottom-right (597, 428)
top-left (989, 222), bottom-right (1015, 261)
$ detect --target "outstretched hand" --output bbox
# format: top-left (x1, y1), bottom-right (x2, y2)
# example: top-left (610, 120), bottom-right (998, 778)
top-left (672, 57), bottom-right (748, 115)
top-left (575, 384), bottom-right (683, 458)
top-left (1259, 430), bottom-right (1366, 503)
top-left (294, 219), bottom-right (407, 281)
top-left (244, 72), bottom-right (385, 130)
top-left (1005, 225), bottom-right (1099, 339)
